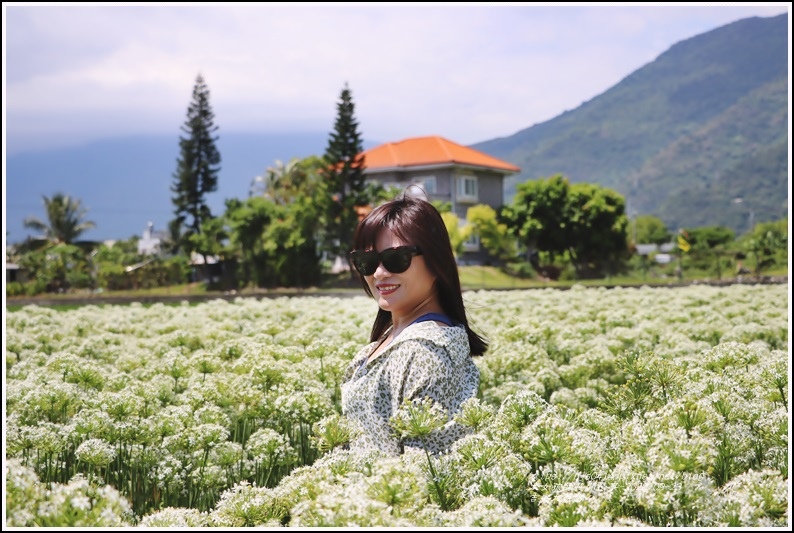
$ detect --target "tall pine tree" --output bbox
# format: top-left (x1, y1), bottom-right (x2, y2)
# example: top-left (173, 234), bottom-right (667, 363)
top-left (322, 82), bottom-right (368, 261)
top-left (170, 73), bottom-right (221, 263)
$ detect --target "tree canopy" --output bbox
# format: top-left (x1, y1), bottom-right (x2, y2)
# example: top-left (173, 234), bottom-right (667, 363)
top-left (466, 204), bottom-right (516, 263)
top-left (225, 156), bottom-right (326, 288)
top-left (22, 192), bottom-right (96, 246)
top-left (501, 174), bottom-right (629, 278)
top-left (633, 214), bottom-right (671, 245)
top-left (321, 83), bottom-right (370, 259)
top-left (170, 73), bottom-right (222, 262)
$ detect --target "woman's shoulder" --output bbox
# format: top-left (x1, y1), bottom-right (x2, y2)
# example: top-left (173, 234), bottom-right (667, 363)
top-left (403, 319), bottom-right (467, 343)
top-left (391, 321), bottom-right (469, 360)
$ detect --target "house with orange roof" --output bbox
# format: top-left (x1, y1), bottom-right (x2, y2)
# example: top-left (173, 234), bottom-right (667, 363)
top-left (358, 135), bottom-right (520, 263)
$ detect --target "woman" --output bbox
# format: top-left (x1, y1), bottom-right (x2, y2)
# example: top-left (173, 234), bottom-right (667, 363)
top-left (340, 193), bottom-right (488, 455)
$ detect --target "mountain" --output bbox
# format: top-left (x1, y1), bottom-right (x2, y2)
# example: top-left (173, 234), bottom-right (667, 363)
top-left (471, 13), bottom-right (789, 235)
top-left (5, 14), bottom-right (788, 245)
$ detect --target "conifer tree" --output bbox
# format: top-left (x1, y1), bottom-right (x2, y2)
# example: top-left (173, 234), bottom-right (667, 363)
top-left (170, 73), bottom-right (221, 262)
top-left (322, 82), bottom-right (368, 260)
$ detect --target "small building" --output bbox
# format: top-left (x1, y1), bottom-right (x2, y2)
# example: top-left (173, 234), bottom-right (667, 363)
top-left (635, 242), bottom-right (677, 264)
top-left (6, 262), bottom-right (27, 284)
top-left (358, 136), bottom-right (520, 264)
top-left (138, 222), bottom-right (166, 256)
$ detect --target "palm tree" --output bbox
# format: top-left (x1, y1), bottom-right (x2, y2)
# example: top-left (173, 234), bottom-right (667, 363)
top-left (17, 193), bottom-right (98, 292)
top-left (23, 192), bottom-right (96, 245)
top-left (250, 157), bottom-right (323, 205)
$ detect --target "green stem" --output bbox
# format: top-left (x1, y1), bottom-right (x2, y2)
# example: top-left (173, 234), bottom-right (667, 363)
top-left (263, 457), bottom-right (274, 488)
top-left (420, 436), bottom-right (448, 511)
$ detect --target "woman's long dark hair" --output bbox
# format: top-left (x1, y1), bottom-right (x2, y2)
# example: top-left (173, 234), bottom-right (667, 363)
top-left (350, 195), bottom-right (488, 356)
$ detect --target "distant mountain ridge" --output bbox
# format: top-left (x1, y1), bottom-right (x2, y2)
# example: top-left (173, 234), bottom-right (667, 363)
top-left (472, 13), bottom-right (789, 235)
top-left (5, 14), bottom-right (788, 245)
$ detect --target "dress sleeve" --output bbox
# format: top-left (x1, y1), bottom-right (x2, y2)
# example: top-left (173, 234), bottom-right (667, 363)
top-left (393, 338), bottom-right (455, 404)
top-left (389, 338), bottom-right (475, 453)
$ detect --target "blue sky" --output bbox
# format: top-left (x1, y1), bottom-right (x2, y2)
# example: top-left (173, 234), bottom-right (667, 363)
top-left (3, 2), bottom-right (791, 156)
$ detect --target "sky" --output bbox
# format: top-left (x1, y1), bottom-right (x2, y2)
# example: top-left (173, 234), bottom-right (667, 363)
top-left (3, 2), bottom-right (790, 157)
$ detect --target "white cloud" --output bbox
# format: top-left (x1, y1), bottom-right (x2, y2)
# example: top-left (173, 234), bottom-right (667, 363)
top-left (4, 3), bottom-right (790, 153)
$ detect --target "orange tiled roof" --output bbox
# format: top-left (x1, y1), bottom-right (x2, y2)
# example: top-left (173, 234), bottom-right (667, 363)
top-left (360, 136), bottom-right (520, 173)
top-left (354, 204), bottom-right (373, 220)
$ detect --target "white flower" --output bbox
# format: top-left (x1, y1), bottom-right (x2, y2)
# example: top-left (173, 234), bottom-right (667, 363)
top-left (75, 438), bottom-right (116, 467)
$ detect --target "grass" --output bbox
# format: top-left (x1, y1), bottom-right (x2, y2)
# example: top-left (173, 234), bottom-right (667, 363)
top-left (459, 265), bottom-right (541, 290)
top-left (6, 263), bottom-right (787, 311)
top-left (96, 283), bottom-right (211, 297)
top-left (457, 265), bottom-right (757, 290)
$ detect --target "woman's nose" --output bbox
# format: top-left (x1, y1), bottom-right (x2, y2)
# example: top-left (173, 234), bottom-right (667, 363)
top-left (372, 261), bottom-right (389, 278)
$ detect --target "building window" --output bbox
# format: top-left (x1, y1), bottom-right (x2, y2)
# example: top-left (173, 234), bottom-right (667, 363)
top-left (455, 217), bottom-right (479, 253)
top-left (463, 232), bottom-right (480, 252)
top-left (457, 175), bottom-right (478, 202)
top-left (413, 176), bottom-right (436, 194)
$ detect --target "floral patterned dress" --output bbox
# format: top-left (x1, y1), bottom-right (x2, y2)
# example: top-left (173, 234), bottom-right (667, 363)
top-left (341, 320), bottom-right (479, 455)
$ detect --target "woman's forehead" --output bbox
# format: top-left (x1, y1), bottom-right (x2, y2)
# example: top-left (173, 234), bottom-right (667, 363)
top-left (374, 227), bottom-right (407, 247)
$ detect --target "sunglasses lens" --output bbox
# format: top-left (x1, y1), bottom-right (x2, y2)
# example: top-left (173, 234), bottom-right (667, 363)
top-left (351, 251), bottom-right (378, 276)
top-left (382, 249), bottom-right (411, 273)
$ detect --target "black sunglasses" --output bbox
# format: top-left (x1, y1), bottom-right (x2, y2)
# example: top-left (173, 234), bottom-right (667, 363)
top-left (349, 246), bottom-right (423, 276)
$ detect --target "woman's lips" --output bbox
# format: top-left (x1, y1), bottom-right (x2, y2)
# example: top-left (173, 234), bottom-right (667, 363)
top-left (376, 284), bottom-right (399, 295)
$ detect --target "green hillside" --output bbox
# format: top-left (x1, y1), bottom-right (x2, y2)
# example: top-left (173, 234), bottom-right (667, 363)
top-left (472, 14), bottom-right (788, 235)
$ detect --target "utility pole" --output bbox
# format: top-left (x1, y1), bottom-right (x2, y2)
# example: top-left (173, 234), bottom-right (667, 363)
top-left (732, 197), bottom-right (754, 235)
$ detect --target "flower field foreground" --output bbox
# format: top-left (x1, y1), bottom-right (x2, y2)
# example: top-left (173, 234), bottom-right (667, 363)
top-left (5, 284), bottom-right (789, 527)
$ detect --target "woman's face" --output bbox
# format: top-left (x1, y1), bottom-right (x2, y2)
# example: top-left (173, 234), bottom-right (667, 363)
top-left (366, 228), bottom-right (438, 318)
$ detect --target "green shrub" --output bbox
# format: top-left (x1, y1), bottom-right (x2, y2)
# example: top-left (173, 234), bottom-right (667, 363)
top-left (24, 279), bottom-right (48, 296)
top-left (6, 281), bottom-right (25, 297)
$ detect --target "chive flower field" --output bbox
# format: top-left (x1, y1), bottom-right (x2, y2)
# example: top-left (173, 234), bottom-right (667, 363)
top-left (4, 283), bottom-right (789, 527)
